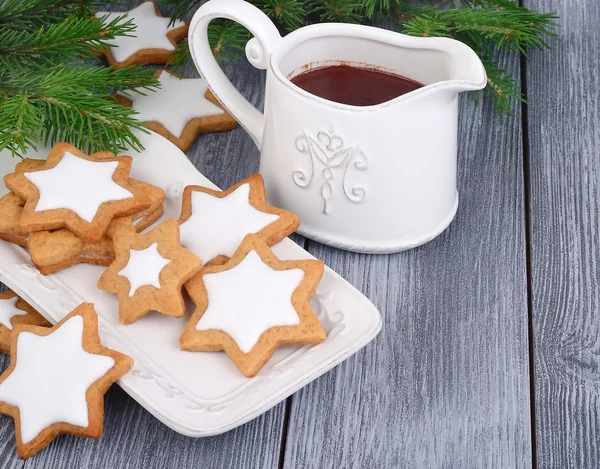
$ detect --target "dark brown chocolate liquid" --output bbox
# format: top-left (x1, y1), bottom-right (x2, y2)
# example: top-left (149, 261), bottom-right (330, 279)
top-left (290, 65), bottom-right (423, 106)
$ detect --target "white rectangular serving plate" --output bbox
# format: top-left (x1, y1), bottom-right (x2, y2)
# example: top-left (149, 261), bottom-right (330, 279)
top-left (0, 130), bottom-right (382, 437)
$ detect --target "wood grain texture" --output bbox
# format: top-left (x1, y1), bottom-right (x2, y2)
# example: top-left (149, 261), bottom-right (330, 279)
top-left (524, 0), bottom-right (600, 467)
top-left (283, 51), bottom-right (532, 468)
top-left (20, 388), bottom-right (284, 469)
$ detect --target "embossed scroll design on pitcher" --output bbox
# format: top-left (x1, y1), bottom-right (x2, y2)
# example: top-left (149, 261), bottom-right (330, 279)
top-left (293, 127), bottom-right (368, 214)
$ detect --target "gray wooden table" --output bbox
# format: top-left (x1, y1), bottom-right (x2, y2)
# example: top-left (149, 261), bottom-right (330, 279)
top-left (0, 0), bottom-right (597, 467)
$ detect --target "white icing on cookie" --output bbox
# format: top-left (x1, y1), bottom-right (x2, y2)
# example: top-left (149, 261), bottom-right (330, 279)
top-left (180, 183), bottom-right (280, 263)
top-left (96, 2), bottom-right (185, 63)
top-left (0, 315), bottom-right (115, 444)
top-left (118, 242), bottom-right (171, 296)
top-left (197, 250), bottom-right (304, 353)
top-left (0, 297), bottom-right (27, 330)
top-left (125, 71), bottom-right (224, 138)
top-left (25, 151), bottom-right (134, 223)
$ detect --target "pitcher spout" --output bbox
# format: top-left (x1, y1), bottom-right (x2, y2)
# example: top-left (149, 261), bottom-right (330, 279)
top-left (426, 36), bottom-right (487, 93)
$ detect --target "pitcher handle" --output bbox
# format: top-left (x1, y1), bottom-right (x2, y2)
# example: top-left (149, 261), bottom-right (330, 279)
top-left (188, 0), bottom-right (281, 149)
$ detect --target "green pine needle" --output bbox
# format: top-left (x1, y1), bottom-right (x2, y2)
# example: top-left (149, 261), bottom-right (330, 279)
top-left (0, 0), bottom-right (93, 30)
top-left (207, 20), bottom-right (250, 60)
top-left (0, 92), bottom-right (44, 156)
top-left (258, 0), bottom-right (306, 29)
top-left (307, 0), bottom-right (363, 23)
top-left (0, 0), bottom-right (160, 157)
top-left (399, 6), bottom-right (558, 54)
top-left (362, 0), bottom-right (391, 19)
top-left (169, 20), bottom-right (250, 68)
top-left (0, 64), bottom-right (158, 156)
top-left (480, 57), bottom-right (524, 116)
top-left (162, 0), bottom-right (202, 24)
top-left (0, 15), bottom-right (137, 69)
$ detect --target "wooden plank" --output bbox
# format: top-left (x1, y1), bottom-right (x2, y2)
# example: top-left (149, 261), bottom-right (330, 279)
top-left (283, 51), bottom-right (532, 468)
top-left (21, 388), bottom-right (284, 469)
top-left (524, 0), bottom-right (600, 467)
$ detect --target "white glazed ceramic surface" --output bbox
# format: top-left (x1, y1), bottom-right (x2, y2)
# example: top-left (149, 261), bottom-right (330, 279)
top-left (0, 130), bottom-right (382, 436)
top-left (188, 0), bottom-right (487, 253)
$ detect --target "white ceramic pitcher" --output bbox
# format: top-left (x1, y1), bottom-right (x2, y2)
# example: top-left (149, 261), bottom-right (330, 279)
top-left (188, 0), bottom-right (487, 253)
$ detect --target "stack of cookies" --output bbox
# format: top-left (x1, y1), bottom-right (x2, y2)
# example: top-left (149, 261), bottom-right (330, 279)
top-left (0, 300), bottom-right (132, 459)
top-left (0, 142), bottom-right (327, 380)
top-left (97, 173), bottom-right (327, 377)
top-left (0, 143), bottom-right (165, 274)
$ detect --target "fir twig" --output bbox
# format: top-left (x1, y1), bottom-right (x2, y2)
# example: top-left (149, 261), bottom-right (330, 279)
top-left (0, 65), bottom-right (158, 156)
top-left (207, 20), bottom-right (250, 60)
top-left (480, 57), bottom-right (523, 115)
top-left (0, 0), bottom-right (93, 30)
top-left (257, 0), bottom-right (306, 29)
top-left (163, 0), bottom-right (202, 23)
top-left (307, 0), bottom-right (363, 23)
top-left (0, 0), bottom-right (160, 156)
top-left (0, 93), bottom-right (43, 157)
top-left (0, 15), bottom-right (137, 68)
top-left (399, 5), bottom-right (558, 54)
top-left (169, 20), bottom-right (249, 68)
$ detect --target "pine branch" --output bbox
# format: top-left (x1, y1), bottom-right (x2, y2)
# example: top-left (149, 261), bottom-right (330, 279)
top-left (480, 57), bottom-right (523, 115)
top-left (168, 40), bottom-right (192, 69)
top-left (0, 65), bottom-right (158, 157)
top-left (399, 5), bottom-right (557, 54)
top-left (0, 0), bottom-right (93, 30)
top-left (0, 92), bottom-right (44, 156)
top-left (37, 94), bottom-right (148, 154)
top-left (306, 0), bottom-right (363, 23)
top-left (168, 20), bottom-right (249, 68)
top-left (362, 0), bottom-right (392, 19)
top-left (1, 89), bottom-right (148, 157)
top-left (207, 20), bottom-right (250, 59)
top-left (0, 1), bottom-right (160, 156)
top-left (1, 65), bottom-right (158, 96)
top-left (256, 0), bottom-right (306, 30)
top-left (0, 15), bottom-right (137, 69)
top-left (0, 64), bottom-right (158, 156)
top-left (162, 0), bottom-right (203, 23)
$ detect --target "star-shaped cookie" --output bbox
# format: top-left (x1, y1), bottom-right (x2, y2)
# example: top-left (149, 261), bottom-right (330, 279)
top-left (179, 174), bottom-right (300, 266)
top-left (4, 157), bottom-right (165, 275)
top-left (0, 291), bottom-right (50, 354)
top-left (0, 303), bottom-right (132, 459)
top-left (95, 1), bottom-right (188, 69)
top-left (15, 157), bottom-right (165, 239)
top-left (180, 234), bottom-right (326, 377)
top-left (4, 143), bottom-right (151, 244)
top-left (98, 218), bottom-right (203, 324)
top-left (114, 70), bottom-right (237, 152)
